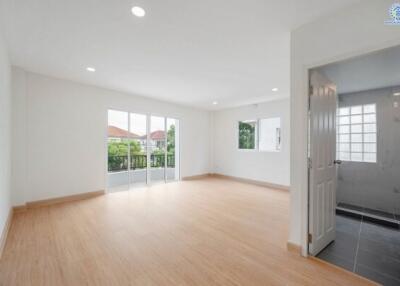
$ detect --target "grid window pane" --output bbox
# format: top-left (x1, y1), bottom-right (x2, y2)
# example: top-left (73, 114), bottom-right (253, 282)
top-left (351, 106), bottom-right (362, 115)
top-left (364, 133), bottom-right (376, 143)
top-left (364, 143), bottom-right (376, 153)
top-left (364, 153), bottom-right (377, 163)
top-left (351, 115), bottom-right (362, 124)
top-left (339, 116), bottom-right (350, 125)
top-left (339, 152), bottom-right (350, 161)
top-left (339, 125), bottom-right (350, 134)
top-left (339, 107), bottom-right (350, 116)
top-left (364, 104), bottom-right (376, 113)
top-left (351, 124), bottom-right (362, 133)
top-left (351, 143), bottom-right (362, 152)
top-left (336, 103), bottom-right (376, 163)
top-left (364, 114), bottom-right (376, 123)
top-left (351, 134), bottom-right (362, 142)
top-left (364, 123), bottom-right (376, 133)
top-left (339, 143), bottom-right (350, 152)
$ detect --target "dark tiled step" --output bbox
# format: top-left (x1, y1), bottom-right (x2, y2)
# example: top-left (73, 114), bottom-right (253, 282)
top-left (337, 202), bottom-right (364, 212)
top-left (336, 207), bottom-right (400, 229)
top-left (337, 202), bottom-right (396, 220)
top-left (363, 207), bottom-right (395, 220)
top-left (336, 208), bottom-right (362, 219)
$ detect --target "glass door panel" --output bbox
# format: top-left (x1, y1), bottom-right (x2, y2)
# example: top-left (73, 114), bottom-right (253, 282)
top-left (107, 110), bottom-right (130, 192)
top-left (166, 118), bottom-right (179, 181)
top-left (129, 113), bottom-right (147, 186)
top-left (107, 111), bottom-right (180, 190)
top-left (150, 116), bottom-right (166, 183)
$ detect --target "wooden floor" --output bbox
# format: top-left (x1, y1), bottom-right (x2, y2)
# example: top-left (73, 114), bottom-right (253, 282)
top-left (0, 177), bottom-right (377, 286)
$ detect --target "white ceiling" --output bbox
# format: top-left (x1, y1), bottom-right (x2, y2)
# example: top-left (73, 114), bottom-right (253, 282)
top-left (319, 45), bottom-right (400, 95)
top-left (1, 0), bottom-right (359, 110)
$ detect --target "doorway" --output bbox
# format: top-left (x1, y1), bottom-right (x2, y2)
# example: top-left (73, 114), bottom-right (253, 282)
top-left (308, 46), bottom-right (400, 285)
top-left (107, 109), bottom-right (180, 191)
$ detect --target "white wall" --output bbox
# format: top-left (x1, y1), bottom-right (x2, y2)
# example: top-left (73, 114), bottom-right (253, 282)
top-left (337, 87), bottom-right (400, 214)
top-left (0, 26), bottom-right (11, 239)
top-left (212, 99), bottom-right (290, 186)
top-left (11, 68), bottom-right (27, 206)
top-left (12, 69), bottom-right (212, 204)
top-left (291, 0), bottom-right (400, 252)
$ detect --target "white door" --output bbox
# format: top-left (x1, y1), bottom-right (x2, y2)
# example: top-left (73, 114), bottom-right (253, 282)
top-left (308, 71), bottom-right (338, 256)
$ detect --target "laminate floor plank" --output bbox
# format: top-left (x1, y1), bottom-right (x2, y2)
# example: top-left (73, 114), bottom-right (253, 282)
top-left (0, 178), bottom-right (377, 285)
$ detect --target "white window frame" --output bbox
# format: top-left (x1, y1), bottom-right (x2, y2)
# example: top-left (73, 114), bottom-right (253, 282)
top-left (237, 117), bottom-right (282, 152)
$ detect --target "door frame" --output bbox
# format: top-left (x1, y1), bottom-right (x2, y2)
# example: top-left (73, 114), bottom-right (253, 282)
top-left (302, 41), bottom-right (400, 257)
top-left (105, 108), bottom-right (181, 193)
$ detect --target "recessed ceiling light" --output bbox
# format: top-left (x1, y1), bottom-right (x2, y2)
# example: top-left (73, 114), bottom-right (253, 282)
top-left (212, 101), bottom-right (218, 105)
top-left (393, 92), bottom-right (400, 96)
top-left (131, 6), bottom-right (145, 17)
top-left (86, 67), bottom-right (96, 72)
top-left (272, 88), bottom-right (278, 92)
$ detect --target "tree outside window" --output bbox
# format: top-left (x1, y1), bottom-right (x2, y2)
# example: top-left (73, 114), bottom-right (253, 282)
top-left (238, 121), bottom-right (256, 149)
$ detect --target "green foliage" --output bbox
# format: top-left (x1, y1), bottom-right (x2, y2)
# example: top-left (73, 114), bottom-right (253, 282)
top-left (129, 140), bottom-right (142, 154)
top-left (107, 127), bottom-right (177, 171)
top-left (238, 122), bottom-right (255, 149)
top-left (152, 148), bottom-right (165, 155)
top-left (149, 126), bottom-right (175, 168)
top-left (107, 140), bottom-right (142, 157)
top-left (108, 141), bottom-right (127, 157)
top-left (167, 125), bottom-right (175, 154)
top-left (107, 140), bottom-right (143, 171)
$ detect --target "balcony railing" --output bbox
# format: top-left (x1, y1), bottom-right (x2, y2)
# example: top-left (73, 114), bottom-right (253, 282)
top-left (108, 154), bottom-right (175, 172)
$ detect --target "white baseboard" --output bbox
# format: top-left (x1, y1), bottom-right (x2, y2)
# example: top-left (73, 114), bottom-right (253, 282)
top-left (211, 173), bottom-right (290, 191)
top-left (13, 190), bottom-right (105, 212)
top-left (182, 174), bottom-right (211, 180)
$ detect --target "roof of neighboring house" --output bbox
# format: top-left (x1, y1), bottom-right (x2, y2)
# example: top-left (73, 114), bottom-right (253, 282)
top-left (149, 130), bottom-right (165, 140)
top-left (108, 126), bottom-right (140, 138)
top-left (108, 126), bottom-right (165, 140)
top-left (137, 130), bottom-right (165, 140)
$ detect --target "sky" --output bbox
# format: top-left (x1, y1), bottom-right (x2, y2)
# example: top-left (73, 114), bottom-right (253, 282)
top-left (108, 110), bottom-right (175, 135)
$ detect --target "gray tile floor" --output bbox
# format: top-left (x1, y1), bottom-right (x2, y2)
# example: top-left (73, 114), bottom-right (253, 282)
top-left (317, 214), bottom-right (400, 286)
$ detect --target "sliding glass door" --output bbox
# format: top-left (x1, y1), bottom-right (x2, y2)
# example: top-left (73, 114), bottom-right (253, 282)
top-left (150, 116), bottom-right (166, 184)
top-left (107, 110), bottom-right (130, 192)
top-left (129, 113), bottom-right (147, 186)
top-left (107, 110), bottom-right (179, 191)
top-left (166, 118), bottom-right (179, 181)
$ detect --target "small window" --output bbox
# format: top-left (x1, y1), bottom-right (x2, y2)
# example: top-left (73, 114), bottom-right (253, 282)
top-left (259, 117), bottom-right (281, 152)
top-left (337, 104), bottom-right (377, 163)
top-left (238, 120), bottom-right (257, 150)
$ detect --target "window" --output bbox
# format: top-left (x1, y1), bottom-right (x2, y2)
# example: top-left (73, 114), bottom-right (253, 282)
top-left (337, 104), bottom-right (377, 163)
top-left (238, 120), bottom-right (257, 150)
top-left (238, 118), bottom-right (282, 151)
top-left (107, 109), bottom-right (180, 190)
top-left (259, 117), bottom-right (281, 152)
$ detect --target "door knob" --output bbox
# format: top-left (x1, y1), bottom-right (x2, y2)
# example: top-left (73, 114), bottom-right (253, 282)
top-left (334, 160), bottom-right (342, 165)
